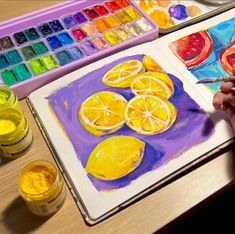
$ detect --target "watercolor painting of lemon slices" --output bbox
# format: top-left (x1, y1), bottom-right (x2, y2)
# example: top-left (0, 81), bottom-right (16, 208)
top-left (125, 95), bottom-right (177, 135)
top-left (86, 136), bottom-right (145, 180)
top-left (102, 59), bottom-right (144, 87)
top-left (78, 91), bottom-right (127, 136)
top-left (131, 71), bottom-right (174, 99)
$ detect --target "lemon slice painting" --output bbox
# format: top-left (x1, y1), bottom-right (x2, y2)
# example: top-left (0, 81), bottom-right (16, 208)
top-left (131, 71), bottom-right (174, 99)
top-left (102, 59), bottom-right (144, 87)
top-left (125, 95), bottom-right (177, 135)
top-left (79, 91), bottom-right (127, 136)
top-left (142, 55), bottom-right (165, 73)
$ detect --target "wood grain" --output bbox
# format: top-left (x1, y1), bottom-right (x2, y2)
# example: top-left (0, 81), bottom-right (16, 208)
top-left (0, 2), bottom-right (235, 233)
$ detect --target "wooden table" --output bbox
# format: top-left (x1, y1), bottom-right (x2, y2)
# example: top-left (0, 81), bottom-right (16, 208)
top-left (0, 1), bottom-right (235, 233)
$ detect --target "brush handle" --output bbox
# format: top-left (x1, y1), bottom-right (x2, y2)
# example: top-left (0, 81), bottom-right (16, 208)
top-left (217, 75), bottom-right (235, 82)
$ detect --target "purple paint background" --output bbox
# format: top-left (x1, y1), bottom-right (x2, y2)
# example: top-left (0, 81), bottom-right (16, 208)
top-left (47, 54), bottom-right (215, 191)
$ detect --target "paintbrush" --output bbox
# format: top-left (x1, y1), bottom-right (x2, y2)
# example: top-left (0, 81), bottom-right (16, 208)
top-left (197, 75), bottom-right (235, 84)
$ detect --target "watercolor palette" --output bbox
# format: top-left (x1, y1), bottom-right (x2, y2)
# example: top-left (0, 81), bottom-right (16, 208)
top-left (0, 0), bottom-right (158, 99)
top-left (136, 0), bottom-right (235, 33)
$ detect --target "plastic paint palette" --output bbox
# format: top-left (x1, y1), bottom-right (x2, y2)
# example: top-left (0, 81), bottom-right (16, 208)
top-left (0, 0), bottom-right (158, 99)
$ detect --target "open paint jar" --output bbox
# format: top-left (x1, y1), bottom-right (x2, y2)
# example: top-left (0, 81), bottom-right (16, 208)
top-left (0, 84), bottom-right (21, 110)
top-left (0, 107), bottom-right (32, 158)
top-left (19, 160), bottom-right (66, 216)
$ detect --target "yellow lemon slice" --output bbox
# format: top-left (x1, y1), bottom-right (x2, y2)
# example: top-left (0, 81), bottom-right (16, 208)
top-left (131, 71), bottom-right (174, 99)
top-left (78, 91), bottom-right (127, 136)
top-left (142, 55), bottom-right (165, 73)
top-left (86, 136), bottom-right (145, 180)
top-left (102, 60), bottom-right (144, 87)
top-left (125, 95), bottom-right (177, 135)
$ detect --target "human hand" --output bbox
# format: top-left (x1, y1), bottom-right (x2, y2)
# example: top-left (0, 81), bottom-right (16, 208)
top-left (213, 68), bottom-right (235, 131)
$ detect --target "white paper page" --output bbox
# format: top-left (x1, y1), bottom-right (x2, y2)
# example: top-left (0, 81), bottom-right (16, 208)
top-left (29, 42), bottom-right (234, 221)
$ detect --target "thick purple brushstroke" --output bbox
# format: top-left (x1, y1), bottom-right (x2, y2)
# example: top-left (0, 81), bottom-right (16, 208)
top-left (47, 54), bottom-right (215, 191)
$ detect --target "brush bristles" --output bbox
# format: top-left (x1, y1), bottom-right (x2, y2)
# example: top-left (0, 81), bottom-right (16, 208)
top-left (197, 78), bottom-right (215, 84)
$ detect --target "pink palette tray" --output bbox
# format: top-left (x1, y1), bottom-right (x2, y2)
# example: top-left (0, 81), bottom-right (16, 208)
top-left (0, 0), bottom-right (159, 99)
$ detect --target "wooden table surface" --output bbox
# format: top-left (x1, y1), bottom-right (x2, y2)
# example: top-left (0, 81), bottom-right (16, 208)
top-left (0, 1), bottom-right (235, 233)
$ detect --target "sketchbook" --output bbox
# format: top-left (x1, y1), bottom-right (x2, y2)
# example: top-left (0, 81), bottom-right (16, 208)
top-left (27, 9), bottom-right (235, 225)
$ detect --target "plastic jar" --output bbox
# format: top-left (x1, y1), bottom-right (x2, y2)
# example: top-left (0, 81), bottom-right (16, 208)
top-left (0, 107), bottom-right (32, 158)
top-left (19, 160), bottom-right (66, 216)
top-left (0, 84), bottom-right (21, 110)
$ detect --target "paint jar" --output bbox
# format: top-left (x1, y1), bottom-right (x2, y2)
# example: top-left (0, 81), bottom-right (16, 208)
top-left (0, 107), bottom-right (32, 158)
top-left (19, 160), bottom-right (66, 216)
top-left (0, 84), bottom-right (21, 111)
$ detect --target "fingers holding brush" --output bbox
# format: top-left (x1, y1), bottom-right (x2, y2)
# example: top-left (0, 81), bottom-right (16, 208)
top-left (220, 80), bottom-right (235, 92)
top-left (213, 89), bottom-right (235, 110)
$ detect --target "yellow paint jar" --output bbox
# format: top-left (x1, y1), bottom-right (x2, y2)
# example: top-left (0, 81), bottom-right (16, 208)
top-left (19, 160), bottom-right (66, 216)
top-left (0, 107), bottom-right (32, 158)
top-left (0, 84), bottom-right (21, 110)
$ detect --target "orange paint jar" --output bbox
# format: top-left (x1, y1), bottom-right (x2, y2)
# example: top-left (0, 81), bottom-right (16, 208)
top-left (19, 160), bottom-right (66, 216)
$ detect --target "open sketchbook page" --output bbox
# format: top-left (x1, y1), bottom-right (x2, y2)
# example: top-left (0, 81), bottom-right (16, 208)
top-left (28, 40), bottom-right (234, 223)
top-left (152, 8), bottom-right (235, 104)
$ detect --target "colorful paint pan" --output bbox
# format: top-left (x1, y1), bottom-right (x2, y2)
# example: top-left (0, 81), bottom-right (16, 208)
top-left (125, 22), bottom-right (143, 36)
top-left (115, 0), bottom-right (130, 8)
top-left (83, 8), bottom-right (99, 19)
top-left (105, 1), bottom-right (121, 12)
top-left (0, 0), bottom-right (158, 99)
top-left (2, 70), bottom-right (17, 85)
top-left (13, 32), bottom-right (28, 45)
top-left (104, 15), bottom-right (120, 28)
top-left (67, 47), bottom-right (85, 60)
top-left (32, 42), bottom-right (48, 55)
top-left (13, 64), bottom-right (31, 81)
top-left (57, 32), bottom-right (74, 46)
top-left (104, 31), bottom-right (122, 45)
top-left (125, 6), bottom-right (141, 20)
top-left (0, 55), bottom-right (9, 69)
top-left (0, 37), bottom-right (14, 49)
top-left (29, 59), bottom-right (47, 75)
top-left (25, 28), bottom-right (40, 41)
top-left (115, 27), bottom-right (131, 40)
top-left (55, 50), bottom-right (73, 65)
top-left (90, 37), bottom-right (108, 49)
top-left (71, 28), bottom-right (87, 41)
top-left (73, 12), bottom-right (87, 24)
top-left (5, 50), bottom-right (22, 65)
top-left (46, 36), bottom-right (63, 50)
top-left (94, 5), bottom-right (109, 15)
top-left (80, 41), bottom-right (98, 55)
top-left (62, 16), bottom-right (77, 28)
top-left (81, 23), bottom-right (97, 36)
top-left (41, 55), bottom-right (59, 70)
top-left (49, 20), bottom-right (64, 32)
top-left (93, 18), bottom-right (109, 32)
top-left (38, 24), bottom-right (53, 36)
top-left (115, 11), bottom-right (133, 24)
top-left (21, 46), bottom-right (36, 60)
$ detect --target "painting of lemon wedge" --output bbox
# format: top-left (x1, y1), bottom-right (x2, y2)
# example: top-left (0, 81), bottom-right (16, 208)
top-left (125, 95), bottom-right (177, 135)
top-left (131, 71), bottom-right (174, 99)
top-left (86, 136), bottom-right (145, 180)
top-left (102, 59), bottom-right (144, 87)
top-left (78, 91), bottom-right (127, 136)
top-left (142, 55), bottom-right (165, 73)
